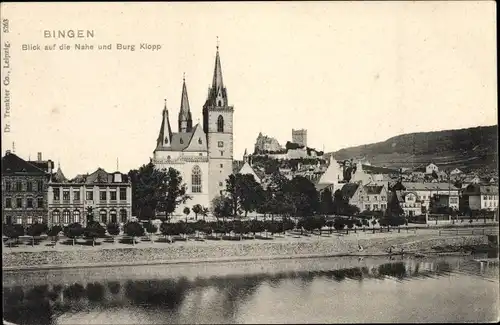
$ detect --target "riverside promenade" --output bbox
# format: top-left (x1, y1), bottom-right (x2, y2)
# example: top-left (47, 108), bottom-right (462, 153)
top-left (3, 225), bottom-right (496, 271)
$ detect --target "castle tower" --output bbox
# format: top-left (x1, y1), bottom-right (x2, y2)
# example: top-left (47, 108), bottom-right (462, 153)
top-left (156, 99), bottom-right (173, 150)
top-left (203, 41), bottom-right (234, 201)
top-left (243, 148), bottom-right (249, 164)
top-left (178, 75), bottom-right (193, 133)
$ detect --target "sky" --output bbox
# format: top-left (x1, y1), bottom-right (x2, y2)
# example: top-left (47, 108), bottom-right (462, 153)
top-left (1, 1), bottom-right (497, 178)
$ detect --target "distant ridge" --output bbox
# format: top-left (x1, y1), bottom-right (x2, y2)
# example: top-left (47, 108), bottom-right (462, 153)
top-left (326, 125), bottom-right (498, 174)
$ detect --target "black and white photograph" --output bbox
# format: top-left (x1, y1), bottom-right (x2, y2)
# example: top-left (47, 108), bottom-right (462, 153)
top-left (1, 2), bottom-right (498, 324)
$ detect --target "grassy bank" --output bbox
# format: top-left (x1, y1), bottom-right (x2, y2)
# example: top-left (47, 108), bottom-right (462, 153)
top-left (2, 232), bottom-right (490, 271)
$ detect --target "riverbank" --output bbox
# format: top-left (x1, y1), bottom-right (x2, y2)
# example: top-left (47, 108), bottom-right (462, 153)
top-left (2, 231), bottom-right (491, 271)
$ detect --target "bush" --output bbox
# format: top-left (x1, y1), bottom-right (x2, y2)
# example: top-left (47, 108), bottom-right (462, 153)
top-left (84, 222), bottom-right (106, 246)
top-left (27, 223), bottom-right (45, 238)
top-left (64, 223), bottom-right (84, 245)
top-left (124, 222), bottom-right (144, 238)
top-left (3, 224), bottom-right (25, 246)
top-left (333, 218), bottom-right (345, 231)
top-left (47, 225), bottom-right (62, 237)
top-left (144, 222), bottom-right (158, 234)
top-left (107, 223), bottom-right (121, 237)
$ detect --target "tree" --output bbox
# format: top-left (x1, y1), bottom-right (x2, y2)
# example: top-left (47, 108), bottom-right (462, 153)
top-left (3, 224), bottom-right (25, 247)
top-left (107, 223), bottom-right (121, 243)
top-left (201, 207), bottom-right (210, 222)
top-left (144, 222), bottom-right (158, 242)
top-left (192, 204), bottom-right (203, 221)
top-left (225, 173), bottom-right (264, 218)
top-left (183, 207), bottom-right (191, 223)
top-left (160, 222), bottom-right (176, 242)
top-left (64, 223), bottom-right (84, 246)
top-left (333, 218), bottom-right (345, 232)
top-left (431, 170), bottom-right (438, 180)
top-left (211, 195), bottom-right (232, 223)
top-left (320, 188), bottom-right (335, 215)
top-left (283, 176), bottom-right (319, 219)
top-left (47, 225), bottom-right (62, 245)
top-left (123, 221), bottom-right (144, 245)
top-left (84, 221), bottom-right (105, 247)
top-left (26, 223), bottom-right (45, 247)
top-left (371, 219), bottom-right (378, 233)
top-left (128, 162), bottom-right (190, 220)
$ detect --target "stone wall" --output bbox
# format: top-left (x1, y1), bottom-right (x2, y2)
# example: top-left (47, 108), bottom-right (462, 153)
top-left (2, 235), bottom-right (489, 270)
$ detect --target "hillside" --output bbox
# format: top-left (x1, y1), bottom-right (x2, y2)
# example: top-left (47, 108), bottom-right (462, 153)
top-left (328, 125), bottom-right (498, 175)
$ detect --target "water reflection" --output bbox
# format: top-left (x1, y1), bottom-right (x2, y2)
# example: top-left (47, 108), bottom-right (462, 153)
top-left (3, 257), bottom-right (498, 325)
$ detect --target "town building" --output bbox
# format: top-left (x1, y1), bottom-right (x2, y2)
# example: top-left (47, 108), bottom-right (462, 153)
top-left (461, 184), bottom-right (499, 211)
top-left (152, 45), bottom-right (234, 216)
top-left (292, 129), bottom-right (307, 147)
top-left (47, 167), bottom-right (132, 227)
top-left (2, 151), bottom-right (52, 225)
top-left (402, 182), bottom-right (460, 211)
top-left (395, 191), bottom-right (423, 217)
top-left (426, 163), bottom-right (439, 174)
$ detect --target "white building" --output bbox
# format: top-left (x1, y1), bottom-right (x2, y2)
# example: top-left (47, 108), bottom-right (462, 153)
top-left (425, 163), bottom-right (439, 174)
top-left (152, 46), bottom-right (234, 216)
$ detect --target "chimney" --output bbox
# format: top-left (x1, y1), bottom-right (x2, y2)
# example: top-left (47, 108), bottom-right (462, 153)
top-left (37, 152), bottom-right (42, 161)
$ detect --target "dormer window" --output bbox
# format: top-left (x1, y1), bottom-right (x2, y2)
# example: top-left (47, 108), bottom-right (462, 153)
top-left (198, 138), bottom-right (202, 144)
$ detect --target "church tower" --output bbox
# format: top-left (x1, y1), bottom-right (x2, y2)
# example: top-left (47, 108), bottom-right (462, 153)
top-left (203, 42), bottom-right (234, 201)
top-left (178, 75), bottom-right (193, 133)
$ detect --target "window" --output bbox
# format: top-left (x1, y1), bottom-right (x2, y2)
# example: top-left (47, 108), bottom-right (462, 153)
top-left (365, 205), bottom-right (371, 211)
top-left (198, 138), bottom-right (202, 144)
top-left (218, 141), bottom-right (224, 148)
top-left (220, 151), bottom-right (224, 156)
top-left (483, 195), bottom-right (487, 200)
top-left (110, 190), bottom-right (117, 201)
top-left (52, 210), bottom-right (60, 224)
top-left (220, 164), bottom-right (223, 168)
top-left (366, 196), bottom-right (370, 201)
top-left (63, 210), bottom-right (70, 224)
top-left (53, 188), bottom-right (60, 201)
top-left (381, 196), bottom-right (386, 201)
top-left (217, 115), bottom-right (224, 132)
top-left (16, 198), bottom-right (22, 208)
top-left (219, 182), bottom-right (223, 187)
top-left (164, 137), bottom-right (169, 144)
top-left (73, 190), bottom-right (80, 201)
top-left (120, 188), bottom-right (127, 200)
top-left (27, 198), bottom-right (33, 208)
top-left (110, 210), bottom-right (117, 223)
top-left (100, 210), bottom-right (107, 224)
top-left (218, 100), bottom-right (222, 107)
top-left (37, 216), bottom-right (43, 223)
top-left (63, 190), bottom-right (70, 201)
top-left (374, 196), bottom-right (378, 201)
top-left (5, 181), bottom-right (11, 191)
top-left (373, 204), bottom-right (379, 210)
top-left (120, 209), bottom-right (127, 223)
top-left (37, 181), bottom-right (43, 191)
top-left (37, 197), bottom-right (43, 209)
top-left (381, 204), bottom-right (387, 210)
top-left (16, 181), bottom-right (22, 191)
top-left (16, 216), bottom-right (22, 224)
top-left (27, 182), bottom-right (33, 192)
top-left (86, 191), bottom-right (94, 201)
top-left (5, 198), bottom-right (11, 208)
top-left (73, 210), bottom-right (80, 223)
top-left (100, 191), bottom-right (107, 201)
top-left (191, 165), bottom-right (202, 193)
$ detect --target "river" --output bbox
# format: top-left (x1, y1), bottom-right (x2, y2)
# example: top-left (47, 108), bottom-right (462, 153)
top-left (3, 254), bottom-right (498, 324)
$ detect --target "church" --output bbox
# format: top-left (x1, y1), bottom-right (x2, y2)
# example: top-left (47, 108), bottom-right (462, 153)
top-left (152, 45), bottom-right (234, 216)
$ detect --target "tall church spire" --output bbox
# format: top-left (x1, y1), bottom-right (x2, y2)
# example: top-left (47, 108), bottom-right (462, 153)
top-left (178, 74), bottom-right (193, 133)
top-left (207, 38), bottom-right (227, 107)
top-left (156, 99), bottom-right (173, 149)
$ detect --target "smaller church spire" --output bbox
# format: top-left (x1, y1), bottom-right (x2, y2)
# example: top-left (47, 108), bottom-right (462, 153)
top-left (178, 76), bottom-right (193, 133)
top-left (157, 99), bottom-right (173, 149)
